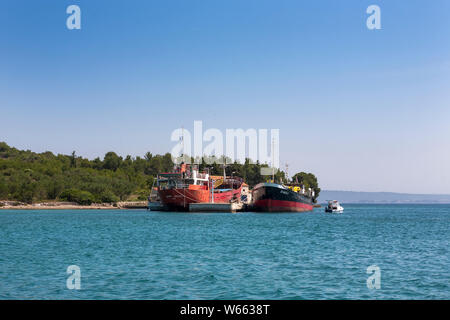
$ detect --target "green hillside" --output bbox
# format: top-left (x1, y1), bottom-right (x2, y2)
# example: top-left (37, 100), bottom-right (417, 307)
top-left (0, 142), bottom-right (319, 204)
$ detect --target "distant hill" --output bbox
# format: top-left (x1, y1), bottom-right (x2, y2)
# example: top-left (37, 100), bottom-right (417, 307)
top-left (318, 190), bottom-right (450, 204)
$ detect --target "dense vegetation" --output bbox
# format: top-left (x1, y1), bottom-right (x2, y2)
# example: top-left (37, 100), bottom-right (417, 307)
top-left (0, 142), bottom-right (172, 204)
top-left (291, 172), bottom-right (321, 202)
top-left (0, 142), bottom-right (320, 204)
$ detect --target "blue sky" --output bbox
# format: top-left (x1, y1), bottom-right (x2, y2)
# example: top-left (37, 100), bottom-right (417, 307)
top-left (1, 0), bottom-right (450, 193)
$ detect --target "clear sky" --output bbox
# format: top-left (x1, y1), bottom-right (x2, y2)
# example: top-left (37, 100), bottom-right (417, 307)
top-left (1, 0), bottom-right (450, 194)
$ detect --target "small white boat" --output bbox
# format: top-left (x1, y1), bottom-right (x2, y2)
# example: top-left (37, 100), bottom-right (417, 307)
top-left (325, 200), bottom-right (344, 213)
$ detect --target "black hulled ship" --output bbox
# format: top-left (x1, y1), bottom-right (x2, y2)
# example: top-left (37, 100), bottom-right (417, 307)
top-left (251, 182), bottom-right (314, 212)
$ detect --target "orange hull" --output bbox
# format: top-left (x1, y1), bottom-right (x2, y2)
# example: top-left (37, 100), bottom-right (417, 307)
top-left (158, 188), bottom-right (209, 210)
top-left (158, 186), bottom-right (242, 211)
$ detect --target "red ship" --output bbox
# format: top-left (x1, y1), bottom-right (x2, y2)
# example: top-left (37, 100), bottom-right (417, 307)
top-left (156, 164), bottom-right (243, 211)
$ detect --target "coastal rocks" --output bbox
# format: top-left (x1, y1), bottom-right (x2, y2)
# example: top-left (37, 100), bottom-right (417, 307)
top-left (0, 201), bottom-right (149, 210)
top-left (0, 200), bottom-right (27, 207)
top-left (0, 201), bottom-right (116, 210)
top-left (116, 201), bottom-right (147, 209)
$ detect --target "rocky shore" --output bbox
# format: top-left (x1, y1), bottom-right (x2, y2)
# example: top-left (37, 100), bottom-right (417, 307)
top-left (0, 201), bottom-right (148, 210)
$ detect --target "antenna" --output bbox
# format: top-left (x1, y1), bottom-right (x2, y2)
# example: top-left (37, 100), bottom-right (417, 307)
top-left (181, 126), bottom-right (184, 163)
top-left (222, 162), bottom-right (227, 181)
top-left (285, 163), bottom-right (289, 183)
top-left (271, 137), bottom-right (275, 182)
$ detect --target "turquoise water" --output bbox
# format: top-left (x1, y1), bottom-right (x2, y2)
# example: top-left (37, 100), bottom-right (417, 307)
top-left (0, 205), bottom-right (449, 299)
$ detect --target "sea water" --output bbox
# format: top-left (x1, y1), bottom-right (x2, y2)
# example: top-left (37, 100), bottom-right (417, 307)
top-left (0, 204), bottom-right (448, 299)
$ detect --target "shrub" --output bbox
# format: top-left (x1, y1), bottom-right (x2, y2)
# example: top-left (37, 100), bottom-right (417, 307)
top-left (100, 190), bottom-right (119, 203)
top-left (60, 188), bottom-right (95, 205)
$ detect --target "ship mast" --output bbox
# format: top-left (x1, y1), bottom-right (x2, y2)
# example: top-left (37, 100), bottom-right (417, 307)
top-left (181, 126), bottom-right (186, 208)
top-left (271, 137), bottom-right (275, 182)
top-left (222, 163), bottom-right (227, 182)
top-left (181, 126), bottom-right (184, 163)
top-left (285, 163), bottom-right (289, 184)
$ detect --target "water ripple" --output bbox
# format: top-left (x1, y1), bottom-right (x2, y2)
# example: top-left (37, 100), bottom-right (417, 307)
top-left (0, 205), bottom-right (449, 299)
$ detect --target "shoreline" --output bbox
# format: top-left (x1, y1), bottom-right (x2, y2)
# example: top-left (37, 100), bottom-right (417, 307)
top-left (0, 201), bottom-right (148, 210)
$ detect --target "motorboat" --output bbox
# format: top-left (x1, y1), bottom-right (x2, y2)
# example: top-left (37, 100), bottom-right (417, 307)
top-left (325, 200), bottom-right (344, 213)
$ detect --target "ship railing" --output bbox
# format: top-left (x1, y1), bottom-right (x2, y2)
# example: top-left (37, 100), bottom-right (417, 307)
top-left (158, 183), bottom-right (189, 190)
top-left (196, 173), bottom-right (208, 179)
top-left (175, 183), bottom-right (190, 189)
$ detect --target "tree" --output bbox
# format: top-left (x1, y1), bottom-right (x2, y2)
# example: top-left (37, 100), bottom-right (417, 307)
top-left (70, 151), bottom-right (77, 168)
top-left (103, 152), bottom-right (122, 171)
top-left (92, 157), bottom-right (103, 170)
top-left (291, 172), bottom-right (321, 203)
top-left (0, 142), bottom-right (319, 205)
top-left (100, 190), bottom-right (119, 203)
top-left (0, 141), bottom-right (10, 153)
top-left (60, 188), bottom-right (95, 205)
top-left (144, 152), bottom-right (153, 161)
